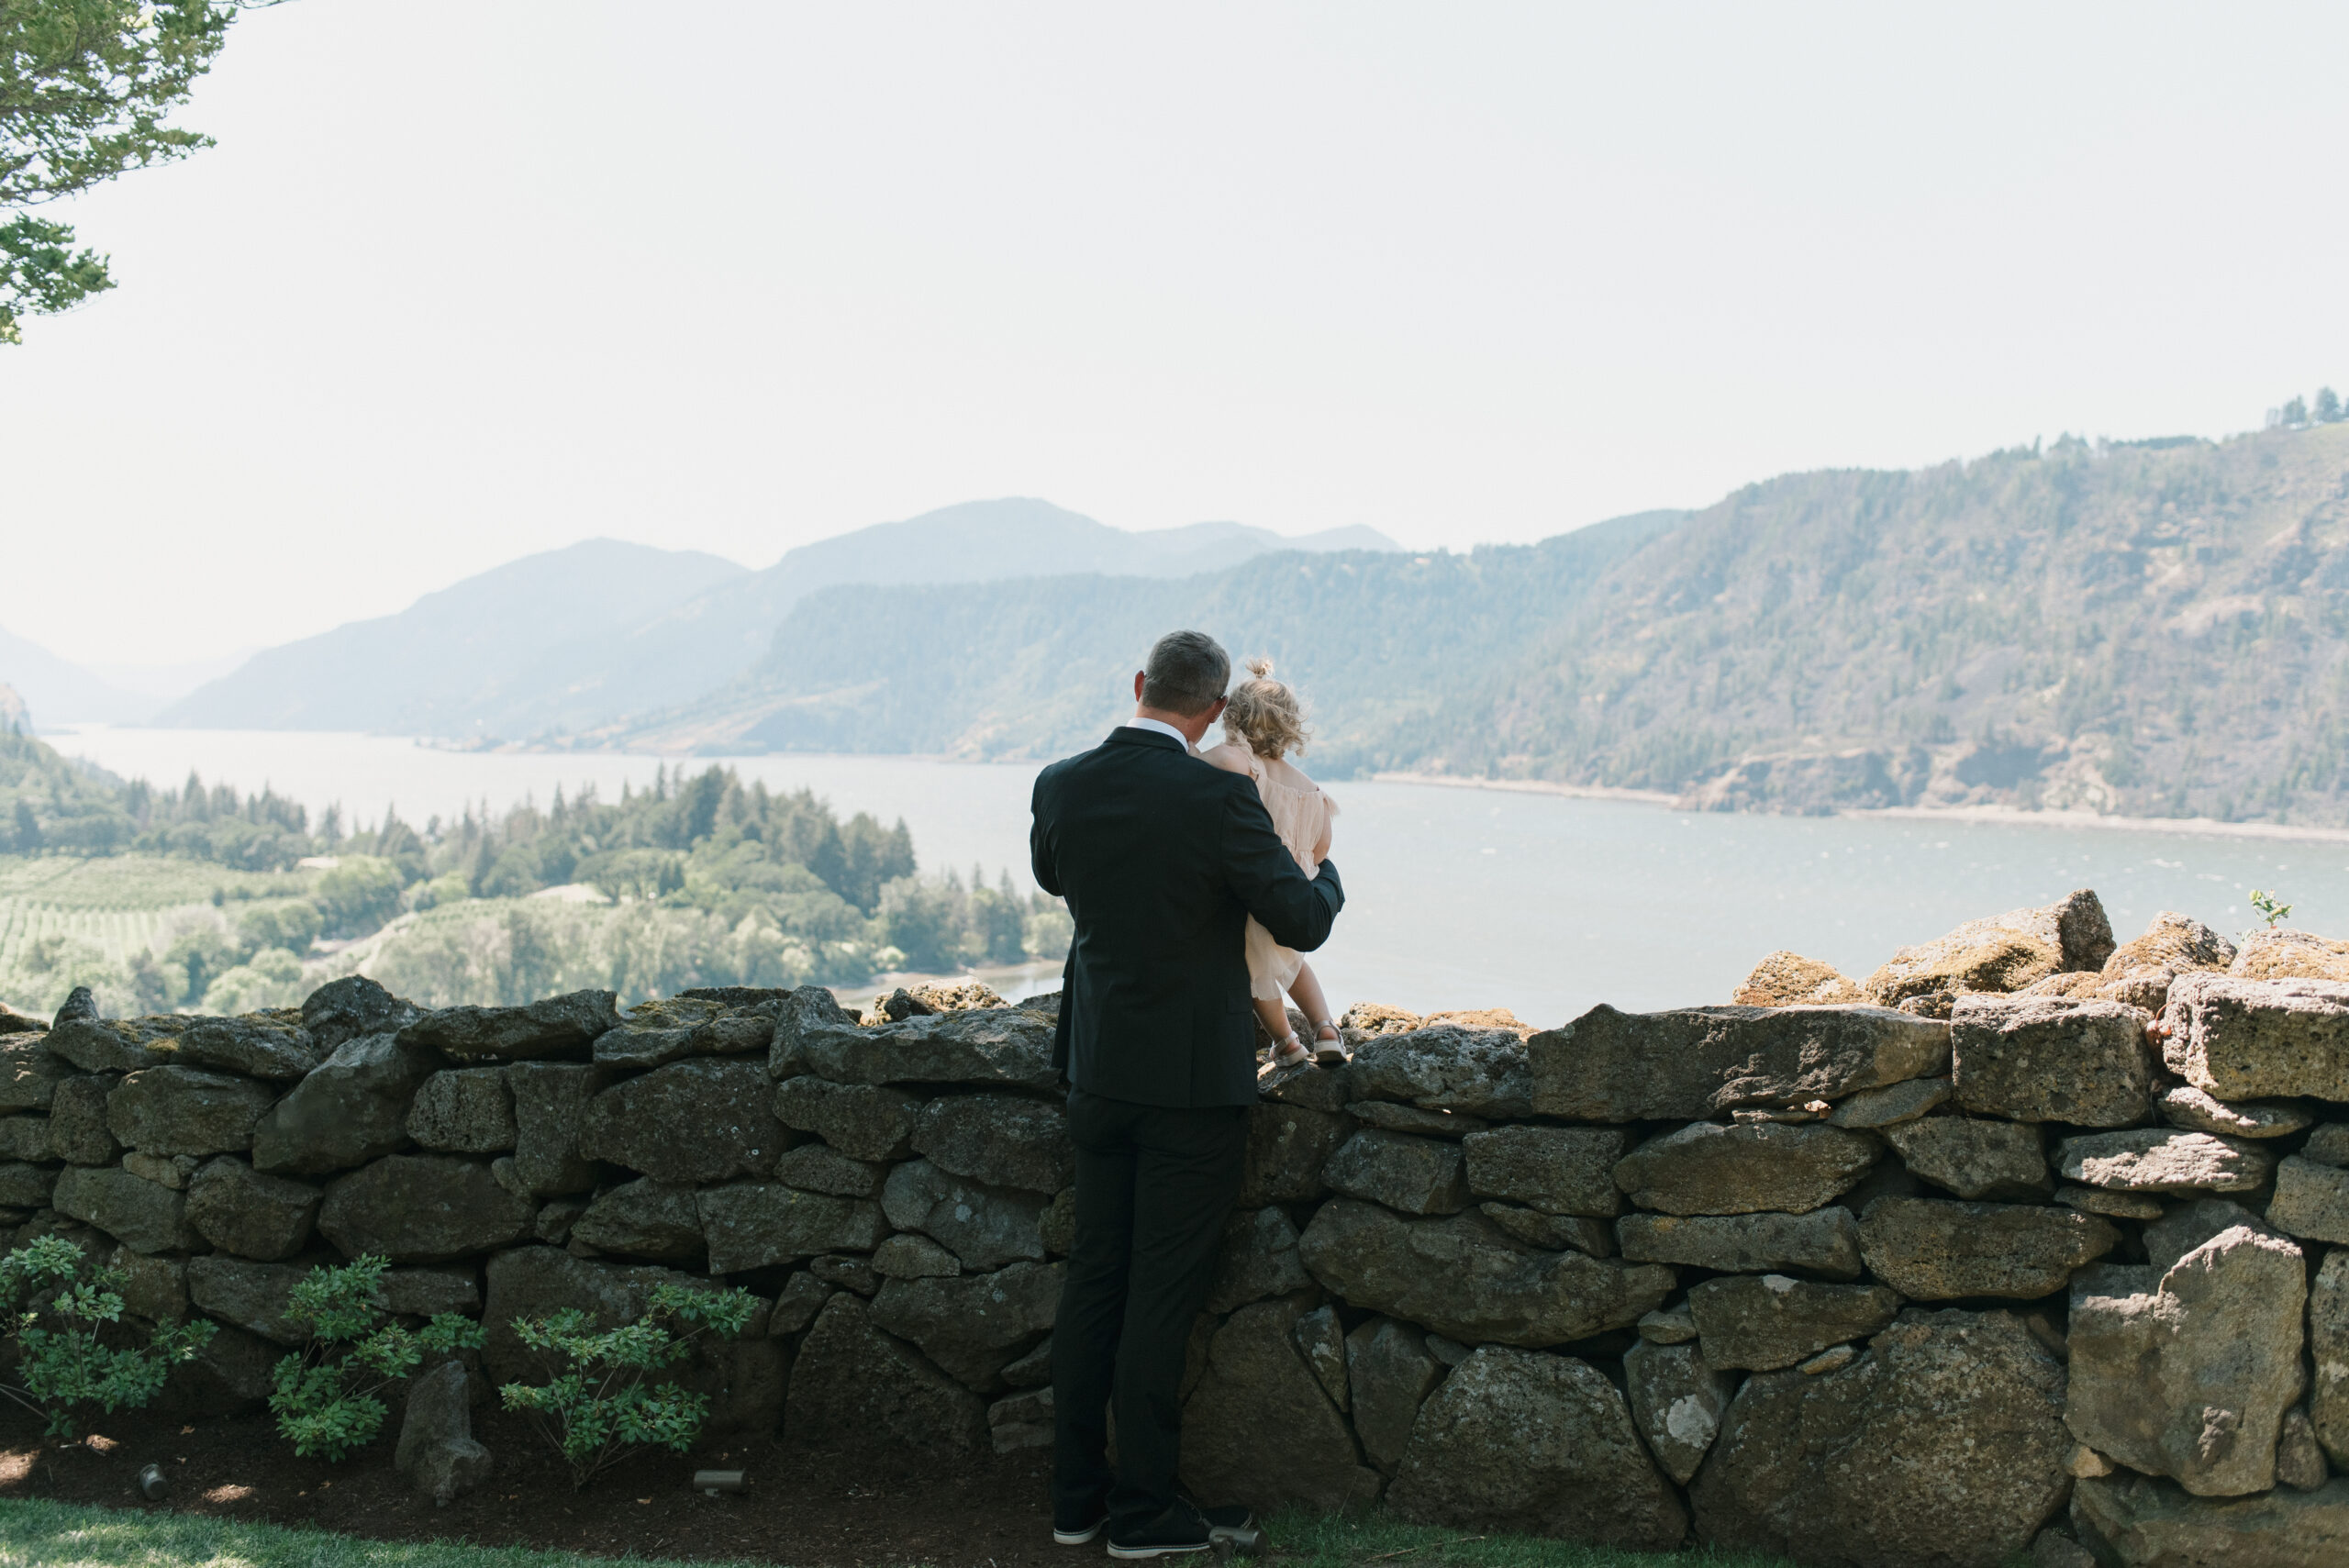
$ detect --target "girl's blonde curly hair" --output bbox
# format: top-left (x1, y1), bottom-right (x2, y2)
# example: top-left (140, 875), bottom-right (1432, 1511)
top-left (1221, 657), bottom-right (1309, 760)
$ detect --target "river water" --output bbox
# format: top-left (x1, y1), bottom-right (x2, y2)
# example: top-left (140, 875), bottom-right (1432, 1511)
top-left (47, 727), bottom-right (2349, 1030)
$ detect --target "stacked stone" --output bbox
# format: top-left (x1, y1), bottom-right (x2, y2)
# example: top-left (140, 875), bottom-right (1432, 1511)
top-left (2, 890), bottom-right (2345, 1566)
top-left (0, 974), bottom-right (1074, 1447)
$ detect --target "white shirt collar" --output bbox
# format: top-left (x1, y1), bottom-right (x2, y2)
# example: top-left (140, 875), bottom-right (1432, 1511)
top-left (1123, 716), bottom-right (1193, 750)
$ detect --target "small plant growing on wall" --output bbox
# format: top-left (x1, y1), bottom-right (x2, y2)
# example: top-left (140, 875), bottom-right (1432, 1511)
top-left (0, 1236), bottom-right (216, 1439)
top-left (499, 1282), bottom-right (759, 1487)
top-left (2248, 888), bottom-right (2292, 929)
top-left (270, 1255), bottom-right (484, 1461)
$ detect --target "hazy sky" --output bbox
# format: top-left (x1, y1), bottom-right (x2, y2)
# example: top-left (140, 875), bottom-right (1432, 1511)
top-left (6, 2), bottom-right (2346, 666)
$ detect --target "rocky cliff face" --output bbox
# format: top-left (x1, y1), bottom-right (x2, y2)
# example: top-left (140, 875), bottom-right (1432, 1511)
top-left (583, 424), bottom-right (2349, 827)
top-left (2, 911), bottom-right (2343, 1566)
top-left (1415, 423), bottom-right (2349, 824)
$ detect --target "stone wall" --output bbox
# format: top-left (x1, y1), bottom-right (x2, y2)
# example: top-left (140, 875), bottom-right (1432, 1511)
top-left (2, 917), bottom-right (2347, 1568)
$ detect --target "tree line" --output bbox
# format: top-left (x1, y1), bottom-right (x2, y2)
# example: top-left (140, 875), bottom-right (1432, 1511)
top-left (1, 731), bottom-right (1067, 1017)
top-left (2267, 387), bottom-right (2346, 428)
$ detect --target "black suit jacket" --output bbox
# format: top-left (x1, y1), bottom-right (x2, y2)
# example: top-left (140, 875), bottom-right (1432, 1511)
top-left (1030, 727), bottom-right (1344, 1108)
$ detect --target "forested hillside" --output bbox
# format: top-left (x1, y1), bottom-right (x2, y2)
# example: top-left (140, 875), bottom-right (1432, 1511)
top-left (1396, 424), bottom-right (2349, 822)
top-left (0, 731), bottom-right (1058, 1018)
top-left (608, 510), bottom-right (1687, 768)
top-left (151, 501), bottom-right (1398, 740)
top-left (627, 424), bottom-right (2349, 826)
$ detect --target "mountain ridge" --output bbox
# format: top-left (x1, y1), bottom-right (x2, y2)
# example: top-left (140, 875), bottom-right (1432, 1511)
top-left (586, 428), bottom-right (2349, 827)
top-left (159, 539), bottom-right (747, 733)
top-left (0, 624), bottom-right (154, 726)
top-left (599, 508), bottom-right (1691, 762)
top-left (158, 499), bottom-right (1403, 739)
top-left (1398, 425), bottom-right (2349, 823)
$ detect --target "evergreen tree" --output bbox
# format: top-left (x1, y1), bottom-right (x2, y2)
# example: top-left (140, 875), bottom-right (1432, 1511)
top-left (1, 3), bottom-right (286, 342)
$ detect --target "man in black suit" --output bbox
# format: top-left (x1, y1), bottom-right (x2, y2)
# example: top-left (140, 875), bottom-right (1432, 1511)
top-left (1031, 629), bottom-right (1344, 1559)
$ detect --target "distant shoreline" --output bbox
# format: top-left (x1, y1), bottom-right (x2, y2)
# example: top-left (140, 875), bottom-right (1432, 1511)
top-left (1371, 770), bottom-right (2349, 845)
top-left (1369, 771), bottom-right (1679, 805)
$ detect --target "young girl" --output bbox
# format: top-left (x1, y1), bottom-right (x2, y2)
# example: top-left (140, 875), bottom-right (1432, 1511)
top-left (1202, 658), bottom-right (1347, 1070)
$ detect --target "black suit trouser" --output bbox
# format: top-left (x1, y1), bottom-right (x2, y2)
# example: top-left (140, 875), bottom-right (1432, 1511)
top-left (1052, 1090), bottom-right (1248, 1529)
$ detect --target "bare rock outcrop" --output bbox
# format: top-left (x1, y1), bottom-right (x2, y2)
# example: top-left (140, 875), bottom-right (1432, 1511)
top-left (2232, 927), bottom-right (2349, 982)
top-left (2095, 910), bottom-right (2238, 1008)
top-left (1734, 951), bottom-right (1867, 1006)
top-left (1863, 890), bottom-right (2113, 1006)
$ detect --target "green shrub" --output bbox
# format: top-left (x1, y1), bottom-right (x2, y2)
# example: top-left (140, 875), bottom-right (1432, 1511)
top-left (269, 1255), bottom-right (484, 1461)
top-left (237, 900), bottom-right (322, 956)
top-left (499, 1283), bottom-right (758, 1487)
top-left (311, 856), bottom-right (405, 939)
top-left (198, 947), bottom-right (306, 1013)
top-left (0, 1236), bottom-right (216, 1439)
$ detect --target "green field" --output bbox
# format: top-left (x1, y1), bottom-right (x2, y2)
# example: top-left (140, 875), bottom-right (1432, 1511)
top-left (0, 1499), bottom-right (1793, 1568)
top-left (0, 855), bottom-right (319, 1018)
top-left (0, 1498), bottom-right (752, 1568)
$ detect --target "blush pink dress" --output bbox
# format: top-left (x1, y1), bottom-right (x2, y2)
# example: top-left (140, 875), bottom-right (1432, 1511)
top-left (1232, 753), bottom-right (1337, 1001)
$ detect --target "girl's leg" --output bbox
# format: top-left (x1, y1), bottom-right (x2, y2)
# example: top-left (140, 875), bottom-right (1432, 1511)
top-left (1254, 996), bottom-right (1307, 1068)
top-left (1287, 964), bottom-right (1336, 1038)
top-left (1287, 964), bottom-right (1348, 1065)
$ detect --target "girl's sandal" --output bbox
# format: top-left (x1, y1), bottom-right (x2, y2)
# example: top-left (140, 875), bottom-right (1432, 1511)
top-left (1310, 1019), bottom-right (1351, 1068)
top-left (1266, 1034), bottom-right (1311, 1071)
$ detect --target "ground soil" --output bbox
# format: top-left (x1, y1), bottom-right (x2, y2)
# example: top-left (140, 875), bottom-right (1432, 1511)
top-left (0, 1403), bottom-right (1074, 1567)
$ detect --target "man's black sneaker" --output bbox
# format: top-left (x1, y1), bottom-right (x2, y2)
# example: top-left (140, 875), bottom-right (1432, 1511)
top-left (1052, 1504), bottom-right (1109, 1546)
top-left (1107, 1500), bottom-right (1213, 1560)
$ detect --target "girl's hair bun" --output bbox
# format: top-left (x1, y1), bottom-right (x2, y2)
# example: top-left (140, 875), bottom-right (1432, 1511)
top-left (1223, 655), bottom-right (1308, 759)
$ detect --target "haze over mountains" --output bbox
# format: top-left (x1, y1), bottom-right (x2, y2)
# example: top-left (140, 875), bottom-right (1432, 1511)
top-left (627, 510), bottom-right (1687, 763)
top-left (612, 426), bottom-right (2349, 827)
top-left (0, 500), bottom-right (1402, 737)
top-left (16, 426), bottom-right (2349, 826)
top-left (0, 625), bottom-right (153, 727)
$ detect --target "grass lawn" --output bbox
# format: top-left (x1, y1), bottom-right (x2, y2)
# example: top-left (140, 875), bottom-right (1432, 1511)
top-left (0, 1497), bottom-right (740, 1568)
top-left (1263, 1512), bottom-right (1791, 1568)
top-left (0, 1498), bottom-right (1795, 1568)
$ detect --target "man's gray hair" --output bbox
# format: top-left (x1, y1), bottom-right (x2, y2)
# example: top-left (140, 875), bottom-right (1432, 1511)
top-left (1141, 629), bottom-right (1230, 716)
